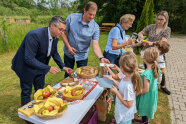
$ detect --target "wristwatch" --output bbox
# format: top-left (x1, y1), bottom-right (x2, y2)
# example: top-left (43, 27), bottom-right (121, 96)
top-left (99, 57), bottom-right (104, 60)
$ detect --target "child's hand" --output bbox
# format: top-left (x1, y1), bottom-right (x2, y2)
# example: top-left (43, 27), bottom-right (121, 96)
top-left (103, 75), bottom-right (113, 80)
top-left (104, 65), bottom-right (110, 71)
top-left (111, 64), bottom-right (117, 70)
top-left (111, 64), bottom-right (120, 72)
top-left (111, 86), bottom-right (118, 94)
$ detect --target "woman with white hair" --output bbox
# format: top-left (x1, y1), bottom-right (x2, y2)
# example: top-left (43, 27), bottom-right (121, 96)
top-left (103, 14), bottom-right (135, 66)
top-left (138, 11), bottom-right (171, 95)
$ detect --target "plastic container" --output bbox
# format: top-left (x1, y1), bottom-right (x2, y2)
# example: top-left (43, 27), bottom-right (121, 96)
top-left (98, 63), bottom-right (105, 78)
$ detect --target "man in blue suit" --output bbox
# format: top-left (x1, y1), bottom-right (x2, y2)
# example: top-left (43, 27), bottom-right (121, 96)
top-left (12, 16), bottom-right (72, 106)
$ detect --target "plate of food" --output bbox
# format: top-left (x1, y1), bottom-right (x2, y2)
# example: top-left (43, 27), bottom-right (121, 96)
top-left (60, 78), bottom-right (79, 87)
top-left (76, 66), bottom-right (98, 79)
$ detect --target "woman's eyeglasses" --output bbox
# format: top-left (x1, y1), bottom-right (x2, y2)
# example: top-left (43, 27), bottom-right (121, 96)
top-left (157, 18), bottom-right (164, 21)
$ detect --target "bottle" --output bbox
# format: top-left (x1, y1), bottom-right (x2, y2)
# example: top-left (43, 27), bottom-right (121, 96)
top-left (68, 70), bottom-right (74, 78)
top-left (98, 63), bottom-right (104, 78)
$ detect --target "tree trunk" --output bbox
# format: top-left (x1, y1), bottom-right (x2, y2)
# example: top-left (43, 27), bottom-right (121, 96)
top-left (0, 29), bottom-right (4, 43)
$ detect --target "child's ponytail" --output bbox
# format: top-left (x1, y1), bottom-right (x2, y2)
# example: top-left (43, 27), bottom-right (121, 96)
top-left (131, 71), bottom-right (142, 95)
top-left (143, 47), bottom-right (160, 78)
top-left (152, 61), bottom-right (159, 78)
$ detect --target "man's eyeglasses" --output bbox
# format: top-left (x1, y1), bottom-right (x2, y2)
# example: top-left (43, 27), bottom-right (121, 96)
top-left (54, 24), bottom-right (65, 32)
top-left (56, 26), bottom-right (65, 32)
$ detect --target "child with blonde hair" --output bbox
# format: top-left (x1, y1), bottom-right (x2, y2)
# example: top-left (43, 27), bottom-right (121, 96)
top-left (104, 52), bottom-right (134, 82)
top-left (136, 47), bottom-right (161, 124)
top-left (105, 52), bottom-right (142, 124)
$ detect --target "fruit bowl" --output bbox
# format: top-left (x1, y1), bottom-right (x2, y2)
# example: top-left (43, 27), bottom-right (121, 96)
top-left (34, 85), bottom-right (57, 102)
top-left (34, 98), bottom-right (68, 119)
top-left (62, 85), bottom-right (85, 101)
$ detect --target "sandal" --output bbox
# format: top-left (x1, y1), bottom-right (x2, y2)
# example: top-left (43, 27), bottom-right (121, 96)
top-left (161, 87), bottom-right (171, 95)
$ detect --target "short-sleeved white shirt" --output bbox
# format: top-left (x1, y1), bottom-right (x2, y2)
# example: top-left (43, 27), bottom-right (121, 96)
top-left (158, 55), bottom-right (165, 68)
top-left (115, 79), bottom-right (136, 123)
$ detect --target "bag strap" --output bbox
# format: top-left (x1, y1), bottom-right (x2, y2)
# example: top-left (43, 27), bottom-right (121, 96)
top-left (115, 25), bottom-right (123, 40)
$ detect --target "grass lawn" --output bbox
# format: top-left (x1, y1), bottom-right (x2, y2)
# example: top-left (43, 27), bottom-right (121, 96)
top-left (0, 32), bottom-right (171, 124)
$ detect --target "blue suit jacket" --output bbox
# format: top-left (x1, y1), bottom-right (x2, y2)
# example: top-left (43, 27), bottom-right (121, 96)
top-left (12, 27), bottom-right (64, 82)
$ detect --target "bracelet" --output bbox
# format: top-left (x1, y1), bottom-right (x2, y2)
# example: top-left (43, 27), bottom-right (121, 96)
top-left (99, 57), bottom-right (104, 60)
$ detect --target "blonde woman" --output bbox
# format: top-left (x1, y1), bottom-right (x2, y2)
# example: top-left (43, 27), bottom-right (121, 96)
top-left (103, 14), bottom-right (135, 66)
top-left (138, 11), bottom-right (171, 95)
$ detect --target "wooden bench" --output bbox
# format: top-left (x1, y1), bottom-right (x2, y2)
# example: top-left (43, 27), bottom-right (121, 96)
top-left (100, 23), bottom-right (115, 32)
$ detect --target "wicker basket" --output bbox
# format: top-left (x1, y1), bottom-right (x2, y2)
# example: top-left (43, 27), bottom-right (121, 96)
top-left (62, 89), bottom-right (85, 102)
top-left (35, 106), bottom-right (67, 119)
top-left (76, 66), bottom-right (98, 79)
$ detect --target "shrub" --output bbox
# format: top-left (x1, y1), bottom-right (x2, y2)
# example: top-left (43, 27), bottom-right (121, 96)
top-left (0, 6), bottom-right (13, 16)
top-left (34, 16), bottom-right (53, 25)
top-left (13, 7), bottom-right (30, 16)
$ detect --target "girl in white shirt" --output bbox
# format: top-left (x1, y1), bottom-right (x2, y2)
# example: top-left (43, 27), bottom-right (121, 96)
top-left (105, 52), bottom-right (142, 124)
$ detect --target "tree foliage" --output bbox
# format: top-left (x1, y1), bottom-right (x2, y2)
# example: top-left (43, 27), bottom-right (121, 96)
top-left (0, 0), bottom-right (185, 33)
top-left (78, 0), bottom-right (145, 30)
top-left (154, 0), bottom-right (186, 33)
top-left (135, 0), bottom-right (155, 33)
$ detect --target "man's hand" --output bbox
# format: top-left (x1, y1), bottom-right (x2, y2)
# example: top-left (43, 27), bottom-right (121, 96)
top-left (68, 47), bottom-right (76, 55)
top-left (101, 58), bottom-right (110, 64)
top-left (49, 66), bottom-right (61, 74)
top-left (62, 67), bottom-right (73, 73)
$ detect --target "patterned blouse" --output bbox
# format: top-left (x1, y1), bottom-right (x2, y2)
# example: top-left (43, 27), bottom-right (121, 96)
top-left (143, 24), bottom-right (171, 42)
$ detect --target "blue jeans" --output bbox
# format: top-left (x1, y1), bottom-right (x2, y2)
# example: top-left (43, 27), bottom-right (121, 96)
top-left (119, 120), bottom-right (132, 124)
top-left (64, 54), bottom-right (88, 78)
top-left (20, 74), bottom-right (45, 106)
top-left (103, 50), bottom-right (120, 67)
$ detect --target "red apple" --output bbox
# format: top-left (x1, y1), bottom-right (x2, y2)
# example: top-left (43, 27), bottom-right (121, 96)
top-left (42, 90), bottom-right (51, 98)
top-left (81, 91), bottom-right (84, 94)
top-left (48, 105), bottom-right (54, 112)
top-left (71, 91), bottom-right (76, 96)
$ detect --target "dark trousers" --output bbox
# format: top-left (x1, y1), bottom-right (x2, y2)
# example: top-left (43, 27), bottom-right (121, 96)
top-left (64, 54), bottom-right (88, 78)
top-left (160, 55), bottom-right (166, 87)
top-left (142, 116), bottom-right (149, 124)
top-left (103, 50), bottom-right (120, 67)
top-left (20, 74), bottom-right (45, 106)
top-left (160, 74), bottom-right (165, 86)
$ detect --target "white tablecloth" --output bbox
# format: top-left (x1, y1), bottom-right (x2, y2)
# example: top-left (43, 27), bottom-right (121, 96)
top-left (18, 78), bottom-right (104, 124)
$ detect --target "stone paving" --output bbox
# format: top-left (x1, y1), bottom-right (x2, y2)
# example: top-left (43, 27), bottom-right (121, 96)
top-left (165, 36), bottom-right (186, 124)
